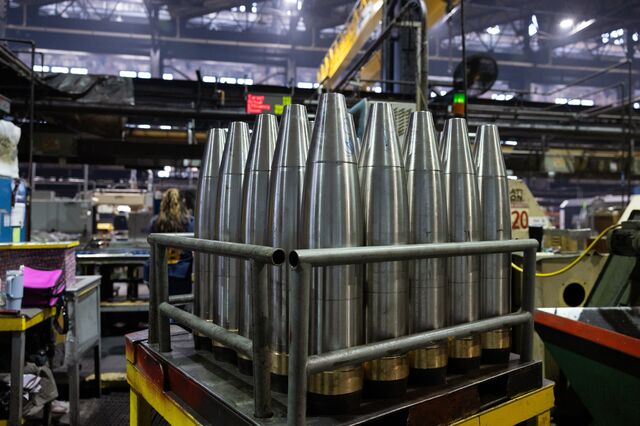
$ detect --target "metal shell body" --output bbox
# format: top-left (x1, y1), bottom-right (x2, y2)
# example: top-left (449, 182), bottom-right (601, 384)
top-left (268, 105), bottom-right (310, 361)
top-left (194, 129), bottom-right (226, 323)
top-left (403, 111), bottom-right (447, 333)
top-left (475, 124), bottom-right (511, 318)
top-left (300, 93), bottom-right (364, 356)
top-left (239, 114), bottom-right (277, 340)
top-left (214, 121), bottom-right (250, 330)
top-left (443, 118), bottom-right (481, 325)
top-left (359, 102), bottom-right (409, 343)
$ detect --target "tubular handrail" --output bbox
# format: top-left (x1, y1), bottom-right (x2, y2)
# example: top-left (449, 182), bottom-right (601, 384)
top-left (289, 239), bottom-right (537, 267)
top-left (148, 233), bottom-right (286, 265)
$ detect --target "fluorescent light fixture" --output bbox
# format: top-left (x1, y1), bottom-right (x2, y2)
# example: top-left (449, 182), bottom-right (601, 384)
top-left (372, 86), bottom-right (382, 93)
top-left (239, 5), bottom-right (246, 12)
top-left (237, 78), bottom-right (253, 85)
top-left (137, 124), bottom-right (151, 129)
top-left (507, 175), bottom-right (518, 180)
top-left (33, 65), bottom-right (50, 72)
top-left (116, 205), bottom-right (131, 213)
top-left (162, 73), bottom-right (174, 80)
top-left (634, 102), bottom-right (640, 109)
top-left (137, 71), bottom-right (151, 79)
top-left (297, 82), bottom-right (314, 89)
top-left (486, 25), bottom-right (500, 35)
top-left (440, 90), bottom-right (447, 96)
top-left (251, 6), bottom-right (257, 13)
top-left (70, 67), bottom-right (88, 75)
top-left (634, 33), bottom-right (639, 42)
top-left (566, 19), bottom-right (595, 37)
top-left (160, 125), bottom-right (172, 130)
top-left (529, 14), bottom-right (538, 36)
top-left (568, 99), bottom-right (580, 105)
top-left (220, 77), bottom-right (237, 84)
top-left (580, 99), bottom-right (595, 106)
top-left (51, 66), bottom-right (69, 73)
top-left (504, 140), bottom-right (518, 146)
top-left (202, 75), bottom-right (216, 83)
top-left (313, 83), bottom-right (320, 88)
top-left (555, 97), bottom-right (568, 104)
top-left (164, 165), bottom-right (172, 172)
top-left (559, 18), bottom-right (574, 29)
top-left (119, 70), bottom-right (137, 78)
top-left (430, 91), bottom-right (437, 98)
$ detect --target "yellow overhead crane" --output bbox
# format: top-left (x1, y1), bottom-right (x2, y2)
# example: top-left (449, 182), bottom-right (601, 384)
top-left (317, 0), bottom-right (458, 96)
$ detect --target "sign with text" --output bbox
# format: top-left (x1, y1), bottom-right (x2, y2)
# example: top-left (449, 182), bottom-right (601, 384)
top-left (246, 93), bottom-right (291, 115)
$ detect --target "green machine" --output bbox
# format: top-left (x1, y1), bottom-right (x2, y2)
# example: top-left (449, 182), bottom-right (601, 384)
top-left (535, 220), bottom-right (640, 425)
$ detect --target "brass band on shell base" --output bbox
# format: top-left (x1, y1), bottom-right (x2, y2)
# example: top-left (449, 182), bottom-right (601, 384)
top-left (409, 344), bottom-right (448, 369)
top-left (481, 328), bottom-right (512, 364)
top-left (308, 366), bottom-right (364, 396)
top-left (270, 351), bottom-right (289, 393)
top-left (448, 335), bottom-right (481, 374)
top-left (364, 356), bottom-right (409, 398)
top-left (481, 328), bottom-right (511, 349)
top-left (307, 367), bottom-right (363, 415)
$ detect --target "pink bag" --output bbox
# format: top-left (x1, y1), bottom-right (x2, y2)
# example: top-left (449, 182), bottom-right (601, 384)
top-left (22, 266), bottom-right (65, 307)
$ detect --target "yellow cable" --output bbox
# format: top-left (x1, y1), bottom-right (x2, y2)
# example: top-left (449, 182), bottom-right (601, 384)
top-left (511, 222), bottom-right (620, 278)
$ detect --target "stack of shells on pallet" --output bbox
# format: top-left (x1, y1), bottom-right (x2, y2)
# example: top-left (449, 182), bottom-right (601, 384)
top-left (192, 92), bottom-right (512, 414)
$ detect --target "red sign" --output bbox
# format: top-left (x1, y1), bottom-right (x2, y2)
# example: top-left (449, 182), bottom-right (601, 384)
top-left (246, 94), bottom-right (272, 114)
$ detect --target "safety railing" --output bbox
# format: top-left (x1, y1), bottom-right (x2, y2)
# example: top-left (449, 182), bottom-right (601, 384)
top-left (147, 232), bottom-right (285, 418)
top-left (286, 239), bottom-right (538, 425)
top-left (147, 234), bottom-right (538, 426)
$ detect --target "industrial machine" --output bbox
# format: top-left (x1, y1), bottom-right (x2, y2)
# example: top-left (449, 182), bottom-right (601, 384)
top-left (535, 219), bottom-right (640, 425)
top-left (0, 177), bottom-right (27, 243)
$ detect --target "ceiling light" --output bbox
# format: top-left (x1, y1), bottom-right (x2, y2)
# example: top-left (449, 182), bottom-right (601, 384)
top-left (486, 25), bottom-right (500, 35)
top-left (137, 71), bottom-right (151, 79)
top-left (51, 66), bottom-right (69, 73)
top-left (162, 73), bottom-right (173, 80)
top-left (239, 5), bottom-right (246, 12)
top-left (529, 14), bottom-right (538, 36)
top-left (580, 99), bottom-right (594, 106)
top-left (70, 67), bottom-right (88, 75)
top-left (559, 18), bottom-right (574, 29)
top-left (137, 124), bottom-right (151, 129)
top-left (634, 33), bottom-right (639, 42)
top-left (504, 140), bottom-right (518, 146)
top-left (119, 70), bottom-right (137, 78)
top-left (251, 6), bottom-right (257, 13)
top-left (220, 77), bottom-right (237, 84)
top-left (634, 102), bottom-right (640, 109)
top-left (160, 125), bottom-right (172, 130)
top-left (297, 82), bottom-right (314, 89)
top-left (555, 97), bottom-right (568, 104)
top-left (202, 75), bottom-right (216, 82)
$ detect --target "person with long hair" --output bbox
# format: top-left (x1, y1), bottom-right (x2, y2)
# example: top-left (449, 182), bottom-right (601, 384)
top-left (147, 188), bottom-right (194, 295)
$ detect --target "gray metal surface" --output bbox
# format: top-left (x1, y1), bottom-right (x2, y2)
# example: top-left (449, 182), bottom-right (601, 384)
top-left (475, 124), bottom-right (511, 318)
top-left (359, 102), bottom-right (409, 343)
top-left (214, 121), bottom-right (250, 330)
top-left (443, 118), bottom-right (481, 325)
top-left (403, 111), bottom-right (447, 333)
top-left (194, 128), bottom-right (226, 324)
top-left (268, 104), bottom-right (310, 359)
top-left (240, 114), bottom-right (277, 341)
top-left (300, 92), bottom-right (364, 355)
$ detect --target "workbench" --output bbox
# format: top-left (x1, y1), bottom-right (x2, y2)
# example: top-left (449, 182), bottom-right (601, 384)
top-left (76, 248), bottom-right (149, 301)
top-left (126, 327), bottom-right (554, 426)
top-left (0, 307), bottom-right (56, 426)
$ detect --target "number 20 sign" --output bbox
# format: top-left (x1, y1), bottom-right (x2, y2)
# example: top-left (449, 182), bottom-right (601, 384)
top-left (511, 209), bottom-right (529, 230)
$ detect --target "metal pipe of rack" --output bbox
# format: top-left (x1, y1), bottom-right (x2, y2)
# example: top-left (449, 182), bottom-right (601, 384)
top-left (306, 312), bottom-right (530, 374)
top-left (287, 238), bottom-right (539, 426)
top-left (148, 233), bottom-right (285, 418)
